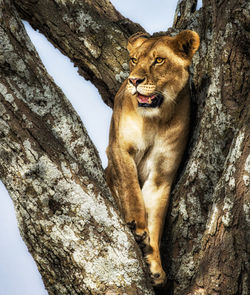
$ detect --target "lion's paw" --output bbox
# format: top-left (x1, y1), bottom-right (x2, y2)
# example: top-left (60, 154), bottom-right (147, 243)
top-left (146, 254), bottom-right (167, 287)
top-left (126, 220), bottom-right (150, 249)
top-left (150, 270), bottom-right (167, 287)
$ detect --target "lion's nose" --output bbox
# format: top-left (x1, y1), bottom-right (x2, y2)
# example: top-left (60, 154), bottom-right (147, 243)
top-left (129, 77), bottom-right (145, 86)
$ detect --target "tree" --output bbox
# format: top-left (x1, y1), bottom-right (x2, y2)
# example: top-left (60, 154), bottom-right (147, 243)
top-left (0, 0), bottom-right (249, 294)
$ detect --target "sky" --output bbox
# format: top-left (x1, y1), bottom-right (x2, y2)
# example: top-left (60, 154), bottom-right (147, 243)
top-left (0, 1), bottom-right (202, 294)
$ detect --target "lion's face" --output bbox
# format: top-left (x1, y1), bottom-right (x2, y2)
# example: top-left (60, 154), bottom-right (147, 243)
top-left (126, 31), bottom-right (200, 117)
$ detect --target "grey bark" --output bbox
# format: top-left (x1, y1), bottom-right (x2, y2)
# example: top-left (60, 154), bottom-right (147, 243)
top-left (161, 0), bottom-right (249, 294)
top-left (0, 0), bottom-right (249, 294)
top-left (0, 1), bottom-right (153, 294)
top-left (13, 0), bottom-right (144, 107)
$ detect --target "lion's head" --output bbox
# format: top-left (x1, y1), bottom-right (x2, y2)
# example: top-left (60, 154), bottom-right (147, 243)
top-left (126, 30), bottom-right (200, 117)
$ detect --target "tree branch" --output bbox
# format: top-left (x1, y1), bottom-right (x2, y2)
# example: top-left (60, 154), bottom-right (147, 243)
top-left (0, 1), bottom-right (154, 294)
top-left (14, 0), bottom-right (145, 107)
top-left (173, 0), bottom-right (198, 28)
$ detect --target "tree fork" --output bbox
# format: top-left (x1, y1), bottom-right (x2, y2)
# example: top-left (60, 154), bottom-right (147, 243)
top-left (0, 0), bottom-right (249, 294)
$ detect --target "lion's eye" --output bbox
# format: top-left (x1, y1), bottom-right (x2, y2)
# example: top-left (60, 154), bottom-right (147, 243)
top-left (155, 57), bottom-right (165, 64)
top-left (130, 57), bottom-right (138, 64)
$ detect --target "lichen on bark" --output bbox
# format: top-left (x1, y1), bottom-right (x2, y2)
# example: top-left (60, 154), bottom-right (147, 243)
top-left (161, 1), bottom-right (249, 294)
top-left (0, 1), bottom-right (154, 294)
top-left (0, 0), bottom-right (249, 294)
top-left (14, 0), bottom-right (144, 107)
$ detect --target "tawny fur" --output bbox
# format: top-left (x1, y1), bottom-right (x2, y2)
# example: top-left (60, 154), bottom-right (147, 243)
top-left (105, 30), bottom-right (200, 286)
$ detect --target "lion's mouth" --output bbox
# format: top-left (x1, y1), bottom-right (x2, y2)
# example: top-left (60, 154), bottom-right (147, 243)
top-left (137, 93), bottom-right (163, 108)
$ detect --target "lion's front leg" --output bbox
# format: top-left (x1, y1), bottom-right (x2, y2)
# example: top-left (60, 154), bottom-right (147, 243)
top-left (106, 147), bottom-right (149, 248)
top-left (142, 178), bottom-right (171, 286)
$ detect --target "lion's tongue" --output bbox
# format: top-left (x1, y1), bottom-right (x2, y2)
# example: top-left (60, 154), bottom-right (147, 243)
top-left (137, 94), bottom-right (156, 104)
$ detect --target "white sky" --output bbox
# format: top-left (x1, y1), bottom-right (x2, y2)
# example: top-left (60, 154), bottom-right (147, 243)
top-left (0, 1), bottom-right (202, 294)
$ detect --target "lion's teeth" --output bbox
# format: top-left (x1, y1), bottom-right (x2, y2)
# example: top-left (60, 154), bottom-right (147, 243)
top-left (148, 98), bottom-right (152, 104)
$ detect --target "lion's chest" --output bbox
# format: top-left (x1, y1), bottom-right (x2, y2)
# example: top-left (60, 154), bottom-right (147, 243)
top-left (119, 113), bottom-right (148, 150)
top-left (119, 113), bottom-right (158, 183)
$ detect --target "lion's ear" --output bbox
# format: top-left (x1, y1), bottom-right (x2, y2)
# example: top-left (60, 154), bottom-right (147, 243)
top-left (127, 32), bottom-right (150, 52)
top-left (173, 30), bottom-right (200, 60)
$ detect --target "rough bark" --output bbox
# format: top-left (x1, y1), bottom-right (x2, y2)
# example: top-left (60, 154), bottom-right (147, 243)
top-left (161, 1), bottom-right (250, 294)
top-left (0, 0), bottom-right (249, 294)
top-left (0, 1), bottom-right (154, 294)
top-left (14, 0), bottom-right (144, 107)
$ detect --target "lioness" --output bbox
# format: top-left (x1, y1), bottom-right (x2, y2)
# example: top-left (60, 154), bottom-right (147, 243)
top-left (105, 30), bottom-right (200, 286)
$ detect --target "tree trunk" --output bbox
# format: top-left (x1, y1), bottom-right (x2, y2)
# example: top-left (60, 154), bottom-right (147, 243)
top-left (1, 0), bottom-right (249, 294)
top-left (0, 1), bottom-right (153, 294)
top-left (161, 0), bottom-right (249, 294)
